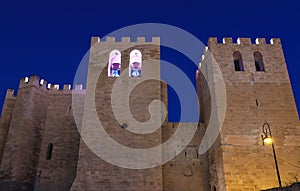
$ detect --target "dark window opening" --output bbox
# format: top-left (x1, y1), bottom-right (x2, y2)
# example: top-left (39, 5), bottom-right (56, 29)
top-left (46, 143), bottom-right (53, 160)
top-left (256, 99), bottom-right (259, 107)
top-left (233, 51), bottom-right (244, 71)
top-left (234, 60), bottom-right (242, 71)
top-left (67, 105), bottom-right (72, 116)
top-left (255, 61), bottom-right (261, 71)
top-left (254, 51), bottom-right (265, 71)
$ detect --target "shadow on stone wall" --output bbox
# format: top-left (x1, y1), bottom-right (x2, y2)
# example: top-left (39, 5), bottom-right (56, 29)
top-left (261, 182), bottom-right (300, 191)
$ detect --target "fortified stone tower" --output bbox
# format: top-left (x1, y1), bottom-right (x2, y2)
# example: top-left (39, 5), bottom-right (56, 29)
top-left (70, 36), bottom-right (209, 191)
top-left (0, 36), bottom-right (299, 191)
top-left (36, 84), bottom-right (85, 191)
top-left (0, 76), bottom-right (49, 190)
top-left (0, 77), bottom-right (85, 191)
top-left (197, 37), bottom-right (300, 190)
top-left (70, 36), bottom-right (165, 191)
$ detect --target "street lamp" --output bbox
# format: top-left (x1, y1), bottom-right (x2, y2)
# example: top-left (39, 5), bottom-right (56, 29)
top-left (261, 122), bottom-right (282, 188)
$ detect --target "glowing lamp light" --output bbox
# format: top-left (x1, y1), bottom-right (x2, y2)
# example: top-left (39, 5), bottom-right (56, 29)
top-left (263, 136), bottom-right (273, 145)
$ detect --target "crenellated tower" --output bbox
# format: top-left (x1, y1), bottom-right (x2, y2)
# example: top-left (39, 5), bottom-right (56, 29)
top-left (0, 36), bottom-right (299, 191)
top-left (197, 37), bottom-right (300, 190)
top-left (36, 83), bottom-right (85, 191)
top-left (0, 76), bottom-right (49, 190)
top-left (70, 36), bottom-right (165, 191)
top-left (0, 76), bottom-right (85, 191)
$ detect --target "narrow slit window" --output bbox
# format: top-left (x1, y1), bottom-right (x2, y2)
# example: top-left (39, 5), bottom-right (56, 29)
top-left (254, 51), bottom-right (265, 71)
top-left (46, 143), bottom-right (53, 160)
top-left (233, 51), bottom-right (244, 71)
top-left (129, 50), bottom-right (142, 77)
top-left (67, 105), bottom-right (72, 116)
top-left (108, 50), bottom-right (121, 77)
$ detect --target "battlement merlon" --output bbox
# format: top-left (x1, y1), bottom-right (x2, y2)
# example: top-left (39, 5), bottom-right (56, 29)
top-left (48, 83), bottom-right (85, 94)
top-left (208, 37), bottom-right (281, 49)
top-left (19, 75), bottom-right (48, 90)
top-left (5, 89), bottom-right (16, 98)
top-left (15, 75), bottom-right (86, 94)
top-left (90, 36), bottom-right (160, 46)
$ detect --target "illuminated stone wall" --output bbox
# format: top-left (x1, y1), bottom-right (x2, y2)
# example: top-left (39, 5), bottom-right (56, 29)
top-left (198, 37), bottom-right (300, 190)
top-left (0, 36), bottom-right (299, 191)
top-left (70, 37), bottom-right (164, 191)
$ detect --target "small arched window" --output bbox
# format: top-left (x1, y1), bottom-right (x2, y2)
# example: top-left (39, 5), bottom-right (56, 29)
top-left (233, 51), bottom-right (244, 71)
top-left (108, 50), bottom-right (121, 77)
top-left (254, 51), bottom-right (265, 71)
top-left (129, 50), bottom-right (142, 77)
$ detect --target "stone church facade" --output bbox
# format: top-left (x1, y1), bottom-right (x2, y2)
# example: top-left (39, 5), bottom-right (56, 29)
top-left (0, 37), bottom-right (299, 191)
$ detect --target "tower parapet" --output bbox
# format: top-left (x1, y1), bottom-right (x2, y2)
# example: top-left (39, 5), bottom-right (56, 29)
top-left (19, 75), bottom-right (48, 90)
top-left (91, 36), bottom-right (160, 43)
top-left (208, 37), bottom-right (281, 45)
top-left (205, 37), bottom-right (288, 83)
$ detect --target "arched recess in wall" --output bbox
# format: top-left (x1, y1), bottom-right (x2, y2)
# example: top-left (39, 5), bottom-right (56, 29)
top-left (108, 50), bottom-right (121, 77)
top-left (129, 49), bottom-right (142, 77)
top-left (233, 51), bottom-right (244, 71)
top-left (253, 51), bottom-right (265, 71)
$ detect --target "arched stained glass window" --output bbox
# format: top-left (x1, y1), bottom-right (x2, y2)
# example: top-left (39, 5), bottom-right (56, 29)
top-left (129, 50), bottom-right (142, 77)
top-left (108, 50), bottom-right (121, 77)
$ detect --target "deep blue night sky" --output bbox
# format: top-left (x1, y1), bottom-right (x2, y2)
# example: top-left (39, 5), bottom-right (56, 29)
top-left (0, 1), bottom-right (299, 120)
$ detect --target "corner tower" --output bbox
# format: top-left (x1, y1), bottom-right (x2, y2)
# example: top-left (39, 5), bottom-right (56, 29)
top-left (0, 76), bottom-right (49, 190)
top-left (198, 37), bottom-right (300, 190)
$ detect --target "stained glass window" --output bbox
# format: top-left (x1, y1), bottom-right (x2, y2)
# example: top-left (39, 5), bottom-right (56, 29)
top-left (108, 50), bottom-right (121, 77)
top-left (129, 50), bottom-right (142, 77)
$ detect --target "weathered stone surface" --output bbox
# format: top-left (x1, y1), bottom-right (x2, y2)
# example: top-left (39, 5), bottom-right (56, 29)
top-left (198, 37), bottom-right (300, 191)
top-left (0, 37), bottom-right (298, 191)
top-left (0, 89), bottom-right (16, 164)
top-left (0, 76), bottom-right (49, 190)
top-left (70, 38), bottom-right (164, 191)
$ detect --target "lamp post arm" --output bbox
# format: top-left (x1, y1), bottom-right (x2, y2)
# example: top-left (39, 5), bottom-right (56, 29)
top-left (271, 143), bottom-right (282, 188)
